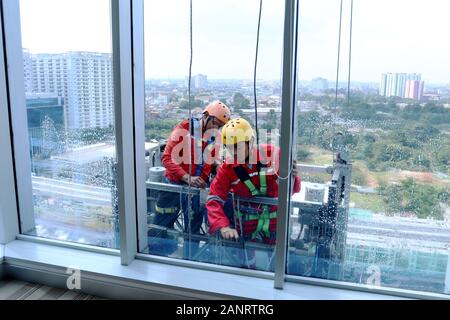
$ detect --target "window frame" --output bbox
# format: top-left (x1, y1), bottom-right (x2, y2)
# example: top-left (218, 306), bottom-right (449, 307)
top-left (274, 0), bottom-right (299, 289)
top-left (0, 0), bottom-right (20, 244)
top-left (1, 0), bottom-right (35, 237)
top-left (0, 0), bottom-right (449, 300)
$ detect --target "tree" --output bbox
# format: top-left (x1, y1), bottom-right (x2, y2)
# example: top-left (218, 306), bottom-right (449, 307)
top-left (379, 179), bottom-right (444, 220)
top-left (379, 183), bottom-right (403, 216)
top-left (375, 142), bottom-right (412, 163)
top-left (180, 96), bottom-right (204, 109)
top-left (261, 109), bottom-right (278, 131)
top-left (351, 166), bottom-right (368, 186)
top-left (297, 111), bottom-right (322, 145)
top-left (400, 179), bottom-right (443, 220)
top-left (297, 148), bottom-right (311, 161)
top-left (232, 92), bottom-right (250, 110)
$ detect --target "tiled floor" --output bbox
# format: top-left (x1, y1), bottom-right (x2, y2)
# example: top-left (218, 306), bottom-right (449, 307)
top-left (0, 279), bottom-right (106, 300)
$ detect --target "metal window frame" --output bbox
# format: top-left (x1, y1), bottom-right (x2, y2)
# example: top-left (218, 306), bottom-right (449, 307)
top-left (286, 274), bottom-right (450, 300)
top-left (130, 0), bottom-right (148, 254)
top-left (131, 0), bottom-right (301, 288)
top-left (0, 1), bottom-right (20, 244)
top-left (111, 0), bottom-right (138, 265)
top-left (0, 0), bottom-right (135, 259)
top-left (1, 0), bottom-right (448, 301)
top-left (274, 0), bottom-right (299, 289)
top-left (1, 0), bottom-right (35, 236)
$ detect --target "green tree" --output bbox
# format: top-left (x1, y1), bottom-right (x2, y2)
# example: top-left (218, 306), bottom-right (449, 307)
top-left (261, 109), bottom-right (278, 131)
top-left (232, 92), bottom-right (250, 110)
top-left (297, 148), bottom-right (311, 161)
top-left (379, 179), bottom-right (444, 220)
top-left (180, 96), bottom-right (205, 109)
top-left (375, 142), bottom-right (412, 163)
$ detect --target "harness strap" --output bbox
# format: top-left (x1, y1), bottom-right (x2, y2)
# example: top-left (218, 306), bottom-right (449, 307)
top-left (192, 118), bottom-right (215, 177)
top-left (155, 204), bottom-right (178, 214)
top-left (236, 207), bottom-right (277, 239)
top-left (233, 163), bottom-right (267, 196)
top-left (232, 162), bottom-right (274, 239)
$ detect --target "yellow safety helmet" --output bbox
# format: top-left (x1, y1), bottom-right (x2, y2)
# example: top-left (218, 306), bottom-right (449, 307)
top-left (221, 118), bottom-right (254, 145)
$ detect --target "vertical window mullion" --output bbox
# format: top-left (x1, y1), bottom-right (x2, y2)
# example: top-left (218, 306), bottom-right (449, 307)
top-left (0, 1), bottom-right (20, 244)
top-left (111, 0), bottom-right (137, 265)
top-left (131, 0), bottom-right (147, 254)
top-left (274, 0), bottom-right (299, 289)
top-left (1, 0), bottom-right (35, 237)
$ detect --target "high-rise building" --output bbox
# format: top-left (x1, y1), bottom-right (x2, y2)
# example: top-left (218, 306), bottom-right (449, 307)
top-left (193, 74), bottom-right (207, 89)
top-left (311, 77), bottom-right (329, 91)
top-left (23, 50), bottom-right (114, 130)
top-left (405, 80), bottom-right (424, 100)
top-left (380, 73), bottom-right (387, 96)
top-left (379, 73), bottom-right (423, 100)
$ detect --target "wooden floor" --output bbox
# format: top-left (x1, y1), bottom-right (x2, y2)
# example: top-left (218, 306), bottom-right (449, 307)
top-left (0, 279), bottom-right (106, 300)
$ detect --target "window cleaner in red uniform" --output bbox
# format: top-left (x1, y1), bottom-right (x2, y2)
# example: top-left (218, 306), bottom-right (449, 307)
top-left (150, 101), bottom-right (231, 259)
top-left (206, 118), bottom-right (301, 269)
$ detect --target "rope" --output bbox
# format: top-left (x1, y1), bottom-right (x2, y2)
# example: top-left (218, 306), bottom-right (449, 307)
top-left (332, 0), bottom-right (343, 161)
top-left (347, 0), bottom-right (354, 107)
top-left (273, 0), bottom-right (299, 181)
top-left (253, 0), bottom-right (295, 182)
top-left (253, 0), bottom-right (263, 146)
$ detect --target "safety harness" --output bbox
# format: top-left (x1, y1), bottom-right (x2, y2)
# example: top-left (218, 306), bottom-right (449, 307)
top-left (155, 204), bottom-right (177, 214)
top-left (233, 163), bottom-right (276, 240)
top-left (191, 118), bottom-right (215, 177)
top-left (156, 118), bottom-right (213, 215)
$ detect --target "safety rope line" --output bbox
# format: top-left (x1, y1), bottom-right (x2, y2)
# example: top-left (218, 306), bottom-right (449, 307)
top-left (253, 0), bottom-right (263, 147)
top-left (347, 0), bottom-right (354, 107)
top-left (332, 0), bottom-right (343, 161)
top-left (274, 0), bottom-right (299, 181)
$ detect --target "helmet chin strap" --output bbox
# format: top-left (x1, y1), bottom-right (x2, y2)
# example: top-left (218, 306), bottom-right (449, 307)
top-left (202, 113), bottom-right (212, 132)
top-left (245, 140), bottom-right (253, 162)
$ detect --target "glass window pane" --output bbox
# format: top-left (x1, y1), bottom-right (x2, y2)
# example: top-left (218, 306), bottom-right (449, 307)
top-left (141, 0), bottom-right (286, 272)
top-left (20, 0), bottom-right (119, 248)
top-left (288, 0), bottom-right (450, 295)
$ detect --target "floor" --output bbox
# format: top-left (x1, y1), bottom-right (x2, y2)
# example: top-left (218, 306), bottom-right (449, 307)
top-left (0, 279), bottom-right (106, 300)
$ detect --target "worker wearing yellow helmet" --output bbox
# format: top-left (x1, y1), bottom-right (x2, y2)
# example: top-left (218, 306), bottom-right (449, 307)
top-left (206, 117), bottom-right (301, 268)
top-left (150, 101), bottom-right (231, 258)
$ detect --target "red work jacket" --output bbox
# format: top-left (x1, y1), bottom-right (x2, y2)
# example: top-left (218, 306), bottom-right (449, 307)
top-left (206, 144), bottom-right (301, 234)
top-left (162, 119), bottom-right (219, 183)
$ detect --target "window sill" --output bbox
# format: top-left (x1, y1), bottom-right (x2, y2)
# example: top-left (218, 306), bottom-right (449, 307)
top-left (2, 240), bottom-right (408, 300)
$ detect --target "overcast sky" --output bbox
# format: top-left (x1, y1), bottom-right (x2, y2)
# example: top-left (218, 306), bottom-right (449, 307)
top-left (20, 0), bottom-right (450, 84)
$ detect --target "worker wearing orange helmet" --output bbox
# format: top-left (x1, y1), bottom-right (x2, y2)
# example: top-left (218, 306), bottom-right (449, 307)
top-left (206, 118), bottom-right (301, 268)
top-left (150, 100), bottom-right (231, 258)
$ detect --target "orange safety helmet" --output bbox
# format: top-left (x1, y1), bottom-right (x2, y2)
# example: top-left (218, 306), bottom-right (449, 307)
top-left (203, 100), bottom-right (231, 125)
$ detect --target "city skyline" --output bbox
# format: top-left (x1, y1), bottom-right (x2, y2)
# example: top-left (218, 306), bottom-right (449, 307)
top-left (19, 0), bottom-right (450, 84)
top-left (22, 47), bottom-right (446, 96)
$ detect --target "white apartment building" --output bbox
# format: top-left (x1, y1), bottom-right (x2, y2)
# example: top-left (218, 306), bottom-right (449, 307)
top-left (23, 50), bottom-right (114, 130)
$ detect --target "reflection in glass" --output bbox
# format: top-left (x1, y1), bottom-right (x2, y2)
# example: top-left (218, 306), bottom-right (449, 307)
top-left (20, 0), bottom-right (118, 248)
top-left (289, 0), bottom-right (450, 295)
top-left (142, 0), bottom-right (288, 272)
